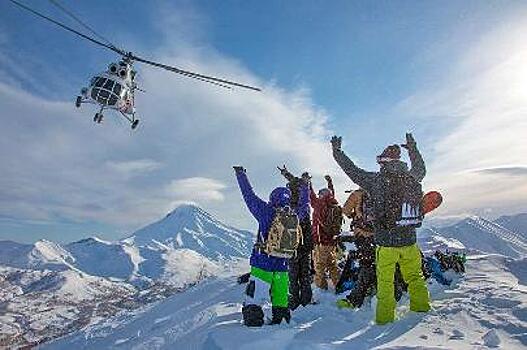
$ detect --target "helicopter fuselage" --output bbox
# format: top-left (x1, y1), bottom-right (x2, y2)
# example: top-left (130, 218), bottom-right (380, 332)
top-left (76, 60), bottom-right (140, 129)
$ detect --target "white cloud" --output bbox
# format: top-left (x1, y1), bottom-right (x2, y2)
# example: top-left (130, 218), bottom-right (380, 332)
top-left (397, 18), bottom-right (527, 219)
top-left (0, 8), bottom-right (341, 237)
top-left (106, 159), bottom-right (162, 176)
top-left (167, 177), bottom-right (226, 202)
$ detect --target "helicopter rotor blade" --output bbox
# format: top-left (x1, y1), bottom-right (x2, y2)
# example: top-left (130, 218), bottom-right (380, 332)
top-left (47, 0), bottom-right (124, 54)
top-left (131, 55), bottom-right (261, 92)
top-left (7, 0), bottom-right (126, 56)
top-left (8, 0), bottom-right (262, 92)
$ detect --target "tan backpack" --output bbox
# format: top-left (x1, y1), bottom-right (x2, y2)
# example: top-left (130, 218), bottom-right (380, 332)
top-left (261, 207), bottom-right (302, 258)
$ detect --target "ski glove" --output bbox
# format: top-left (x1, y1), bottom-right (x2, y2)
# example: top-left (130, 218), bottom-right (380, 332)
top-left (233, 166), bottom-right (246, 174)
top-left (331, 136), bottom-right (342, 152)
top-left (401, 133), bottom-right (417, 150)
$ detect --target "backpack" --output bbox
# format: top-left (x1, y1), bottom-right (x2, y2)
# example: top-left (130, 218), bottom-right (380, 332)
top-left (374, 172), bottom-right (424, 230)
top-left (345, 190), bottom-right (375, 233)
top-left (320, 203), bottom-right (343, 238)
top-left (260, 206), bottom-right (302, 258)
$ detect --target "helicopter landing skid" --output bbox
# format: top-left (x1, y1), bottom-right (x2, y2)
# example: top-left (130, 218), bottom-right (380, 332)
top-left (119, 111), bottom-right (140, 130)
top-left (94, 107), bottom-right (104, 124)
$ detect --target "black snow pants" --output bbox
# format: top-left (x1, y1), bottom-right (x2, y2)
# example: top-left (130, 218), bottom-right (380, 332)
top-left (289, 219), bottom-right (313, 310)
top-left (346, 265), bottom-right (376, 307)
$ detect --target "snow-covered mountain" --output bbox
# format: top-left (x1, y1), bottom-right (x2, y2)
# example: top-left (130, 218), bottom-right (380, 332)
top-left (0, 239), bottom-right (75, 271)
top-left (41, 211), bottom-right (527, 350)
top-left (2, 208), bottom-right (526, 349)
top-left (495, 213), bottom-right (527, 240)
top-left (420, 215), bottom-right (527, 258)
top-left (126, 204), bottom-right (253, 261)
top-left (0, 204), bottom-right (252, 348)
top-left (0, 204), bottom-right (252, 283)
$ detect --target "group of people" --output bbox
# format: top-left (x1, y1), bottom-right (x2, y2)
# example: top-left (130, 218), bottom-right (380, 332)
top-left (234, 133), bottom-right (432, 327)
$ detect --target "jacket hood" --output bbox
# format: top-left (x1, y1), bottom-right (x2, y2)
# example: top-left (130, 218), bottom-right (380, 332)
top-left (269, 187), bottom-right (291, 207)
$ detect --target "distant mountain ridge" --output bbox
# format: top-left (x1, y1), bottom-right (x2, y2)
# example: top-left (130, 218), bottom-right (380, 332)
top-left (419, 213), bottom-right (527, 258)
top-left (1, 208), bottom-right (526, 278)
top-left (0, 204), bottom-right (253, 284)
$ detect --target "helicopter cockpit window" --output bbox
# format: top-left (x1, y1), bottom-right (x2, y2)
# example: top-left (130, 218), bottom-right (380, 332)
top-left (108, 95), bottom-right (118, 106)
top-left (103, 79), bottom-right (114, 90)
top-left (90, 77), bottom-right (120, 106)
top-left (112, 83), bottom-right (122, 95)
top-left (94, 77), bottom-right (105, 88)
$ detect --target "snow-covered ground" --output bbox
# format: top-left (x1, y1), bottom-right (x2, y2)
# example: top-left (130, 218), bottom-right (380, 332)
top-left (0, 205), bottom-right (253, 348)
top-left (44, 254), bottom-right (526, 350)
top-left (1, 207), bottom-right (526, 349)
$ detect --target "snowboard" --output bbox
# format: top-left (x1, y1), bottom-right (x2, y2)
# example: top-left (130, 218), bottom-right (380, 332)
top-left (422, 191), bottom-right (443, 215)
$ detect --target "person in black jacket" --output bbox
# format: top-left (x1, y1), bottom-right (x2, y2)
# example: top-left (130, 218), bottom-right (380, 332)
top-left (278, 165), bottom-right (313, 310)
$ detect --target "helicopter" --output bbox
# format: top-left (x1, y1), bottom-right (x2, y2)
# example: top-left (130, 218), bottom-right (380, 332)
top-left (9, 0), bottom-right (261, 130)
top-left (76, 56), bottom-right (140, 129)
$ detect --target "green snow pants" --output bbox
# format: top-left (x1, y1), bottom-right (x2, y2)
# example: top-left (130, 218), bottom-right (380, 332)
top-left (245, 266), bottom-right (289, 308)
top-left (376, 244), bottom-right (430, 324)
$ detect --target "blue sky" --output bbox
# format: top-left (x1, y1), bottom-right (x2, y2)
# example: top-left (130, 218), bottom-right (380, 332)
top-left (1, 1), bottom-right (527, 243)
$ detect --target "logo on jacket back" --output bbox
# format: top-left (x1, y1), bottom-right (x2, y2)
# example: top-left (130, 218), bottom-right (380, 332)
top-left (375, 172), bottom-right (424, 230)
top-left (396, 202), bottom-right (422, 227)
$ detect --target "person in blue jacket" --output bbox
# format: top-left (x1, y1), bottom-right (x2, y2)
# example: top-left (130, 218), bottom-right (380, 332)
top-left (234, 165), bottom-right (309, 327)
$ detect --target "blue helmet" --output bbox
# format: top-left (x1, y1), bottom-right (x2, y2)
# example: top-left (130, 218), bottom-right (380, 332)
top-left (269, 187), bottom-right (291, 207)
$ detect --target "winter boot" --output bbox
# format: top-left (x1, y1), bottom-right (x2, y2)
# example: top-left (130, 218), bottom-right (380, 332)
top-left (237, 272), bottom-right (251, 284)
top-left (242, 304), bottom-right (264, 327)
top-left (299, 285), bottom-right (313, 307)
top-left (336, 298), bottom-right (355, 309)
top-left (289, 295), bottom-right (300, 311)
top-left (270, 306), bottom-right (291, 325)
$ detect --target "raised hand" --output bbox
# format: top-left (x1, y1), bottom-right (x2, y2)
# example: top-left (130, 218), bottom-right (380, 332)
top-left (277, 164), bottom-right (288, 175)
top-left (233, 165), bottom-right (246, 174)
top-left (301, 171), bottom-right (312, 184)
top-left (401, 133), bottom-right (416, 150)
top-left (324, 175), bottom-right (332, 182)
top-left (331, 136), bottom-right (342, 151)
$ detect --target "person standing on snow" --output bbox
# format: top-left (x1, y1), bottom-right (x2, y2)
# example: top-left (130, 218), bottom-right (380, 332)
top-left (336, 189), bottom-right (377, 306)
top-left (310, 174), bottom-right (343, 291)
top-left (234, 166), bottom-right (308, 327)
top-left (331, 133), bottom-right (430, 325)
top-left (337, 189), bottom-right (407, 307)
top-left (277, 165), bottom-right (313, 310)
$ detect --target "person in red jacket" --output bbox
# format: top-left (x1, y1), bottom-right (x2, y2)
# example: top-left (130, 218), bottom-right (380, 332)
top-left (310, 175), bottom-right (342, 290)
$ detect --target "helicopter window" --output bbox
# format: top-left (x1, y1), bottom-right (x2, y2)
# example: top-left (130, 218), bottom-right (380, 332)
top-left (103, 79), bottom-right (114, 90)
top-left (99, 89), bottom-right (110, 99)
top-left (95, 77), bottom-right (106, 88)
top-left (112, 83), bottom-right (122, 95)
top-left (108, 95), bottom-right (118, 106)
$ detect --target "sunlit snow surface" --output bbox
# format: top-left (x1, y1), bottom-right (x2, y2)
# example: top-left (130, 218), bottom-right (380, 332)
top-left (45, 254), bottom-right (526, 350)
top-left (1, 207), bottom-right (527, 349)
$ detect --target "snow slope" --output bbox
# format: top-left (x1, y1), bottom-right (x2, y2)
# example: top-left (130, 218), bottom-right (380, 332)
top-left (0, 266), bottom-right (136, 347)
top-left (45, 254), bottom-right (527, 350)
top-left (421, 216), bottom-right (527, 258)
top-left (66, 237), bottom-right (135, 279)
top-left (495, 213), bottom-right (527, 240)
